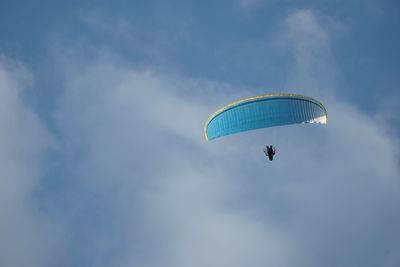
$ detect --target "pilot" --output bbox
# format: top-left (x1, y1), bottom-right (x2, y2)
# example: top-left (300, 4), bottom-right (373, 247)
top-left (264, 145), bottom-right (276, 161)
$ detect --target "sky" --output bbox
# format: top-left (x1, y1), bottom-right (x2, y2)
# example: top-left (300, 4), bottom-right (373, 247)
top-left (0, 0), bottom-right (400, 266)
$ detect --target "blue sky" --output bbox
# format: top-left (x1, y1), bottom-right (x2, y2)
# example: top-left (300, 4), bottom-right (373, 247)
top-left (0, 1), bottom-right (399, 266)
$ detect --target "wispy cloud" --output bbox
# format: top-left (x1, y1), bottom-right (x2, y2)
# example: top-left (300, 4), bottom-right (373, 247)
top-left (236, 0), bottom-right (271, 10)
top-left (50, 51), bottom-right (291, 266)
top-left (0, 56), bottom-right (63, 267)
top-left (49, 33), bottom-right (399, 266)
top-left (279, 9), bottom-right (339, 92)
top-left (0, 6), bottom-right (399, 267)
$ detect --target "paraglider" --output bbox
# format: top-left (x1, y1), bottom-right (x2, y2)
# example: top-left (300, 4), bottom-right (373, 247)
top-left (204, 93), bottom-right (327, 160)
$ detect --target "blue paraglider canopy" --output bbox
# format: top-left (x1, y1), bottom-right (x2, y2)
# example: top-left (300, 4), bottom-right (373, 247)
top-left (204, 93), bottom-right (327, 141)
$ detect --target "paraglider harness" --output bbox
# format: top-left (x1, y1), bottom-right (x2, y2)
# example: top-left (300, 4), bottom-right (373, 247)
top-left (264, 145), bottom-right (276, 161)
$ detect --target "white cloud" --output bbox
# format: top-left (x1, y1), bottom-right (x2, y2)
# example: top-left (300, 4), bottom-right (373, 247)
top-left (0, 56), bottom-right (63, 267)
top-left (1, 7), bottom-right (398, 267)
top-left (279, 9), bottom-right (341, 93)
top-left (51, 52), bottom-right (291, 266)
top-left (50, 38), bottom-right (400, 266)
top-left (271, 10), bottom-right (400, 266)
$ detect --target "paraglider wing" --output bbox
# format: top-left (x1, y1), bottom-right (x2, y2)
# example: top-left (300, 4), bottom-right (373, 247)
top-left (204, 93), bottom-right (327, 141)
